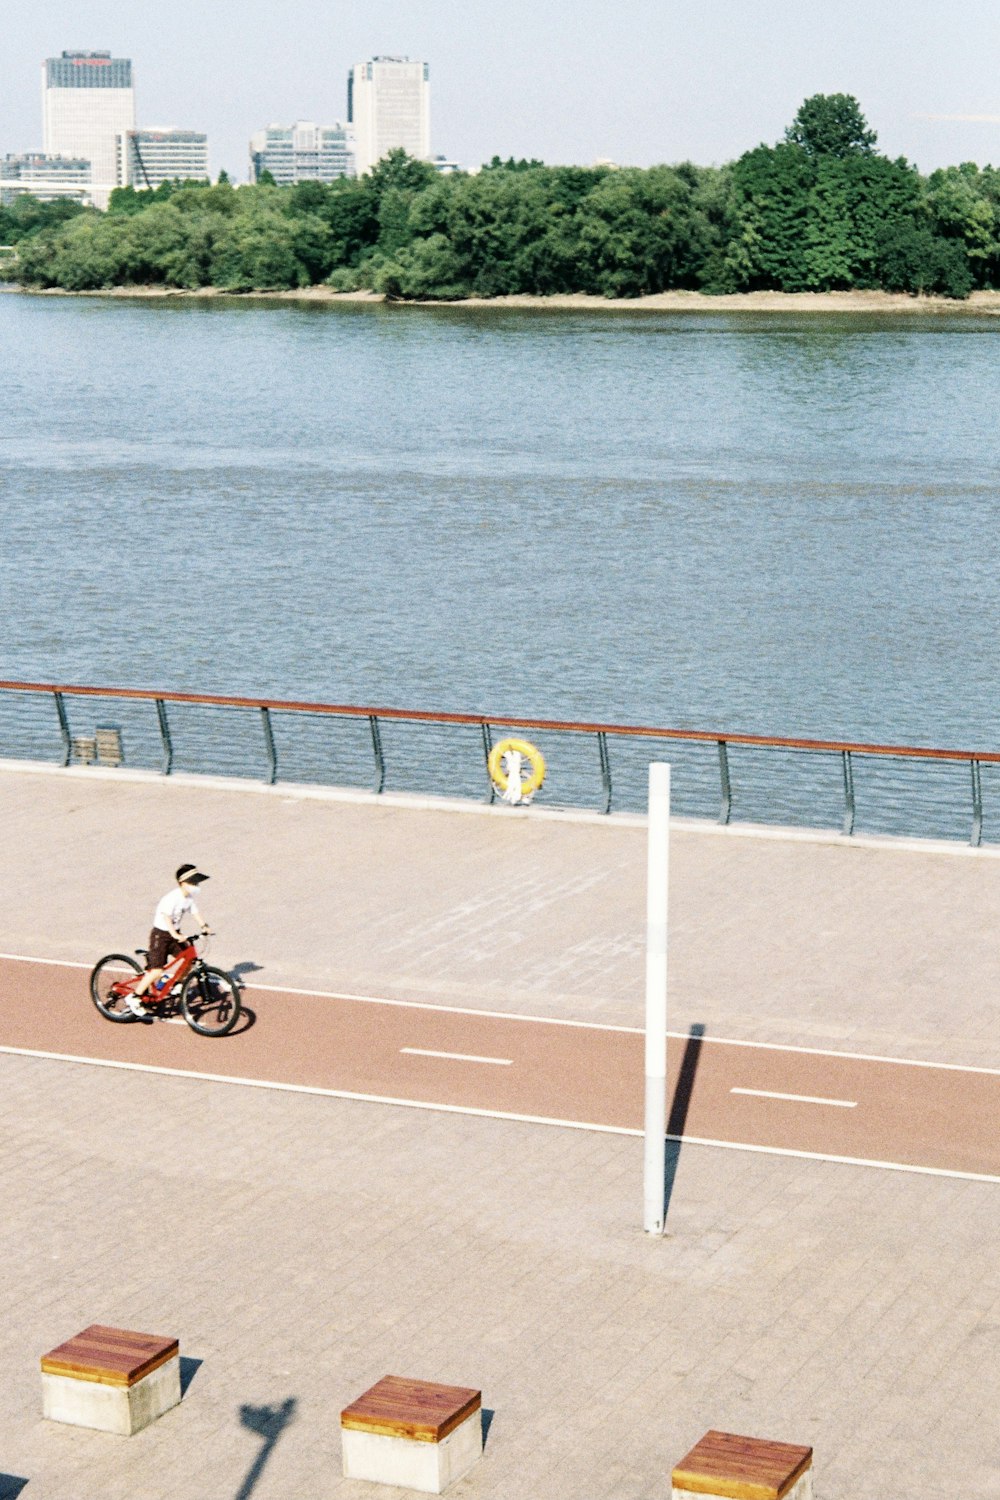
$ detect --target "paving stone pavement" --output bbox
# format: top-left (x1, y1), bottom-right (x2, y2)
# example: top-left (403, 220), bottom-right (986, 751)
top-left (1, 763), bottom-right (999, 1497)
top-left (0, 1054), bottom-right (998, 1500)
top-left (3, 761), bottom-right (1000, 1064)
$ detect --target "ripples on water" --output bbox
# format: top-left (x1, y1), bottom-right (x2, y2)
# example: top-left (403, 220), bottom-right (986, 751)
top-left (2, 291), bottom-right (1000, 834)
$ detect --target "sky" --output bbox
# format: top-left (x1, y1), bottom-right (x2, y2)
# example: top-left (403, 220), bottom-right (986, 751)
top-left (5, 1), bottom-right (1000, 180)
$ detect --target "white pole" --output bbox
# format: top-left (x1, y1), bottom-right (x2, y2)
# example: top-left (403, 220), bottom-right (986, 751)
top-left (644, 761), bottom-right (670, 1234)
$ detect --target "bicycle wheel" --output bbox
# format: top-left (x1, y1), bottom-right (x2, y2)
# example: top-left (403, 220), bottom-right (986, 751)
top-left (90, 953), bottom-right (142, 1022)
top-left (181, 965), bottom-right (242, 1036)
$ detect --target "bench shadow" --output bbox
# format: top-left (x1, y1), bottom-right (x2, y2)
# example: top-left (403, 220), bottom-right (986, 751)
top-left (664, 1023), bottom-right (706, 1222)
top-left (0, 1478), bottom-right (29, 1499)
top-left (234, 1396), bottom-right (297, 1500)
top-left (481, 1407), bottom-right (496, 1446)
top-left (179, 1356), bottom-right (203, 1397)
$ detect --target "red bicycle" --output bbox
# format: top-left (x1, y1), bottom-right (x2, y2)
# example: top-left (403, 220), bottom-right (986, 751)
top-left (89, 933), bottom-right (242, 1036)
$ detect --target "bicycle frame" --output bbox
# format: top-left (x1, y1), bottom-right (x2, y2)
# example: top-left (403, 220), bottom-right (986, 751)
top-left (151, 941), bottom-right (199, 996)
top-left (120, 939), bottom-right (200, 1000)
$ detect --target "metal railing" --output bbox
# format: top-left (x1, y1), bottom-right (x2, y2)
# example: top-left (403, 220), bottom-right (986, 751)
top-left (0, 677), bottom-right (996, 846)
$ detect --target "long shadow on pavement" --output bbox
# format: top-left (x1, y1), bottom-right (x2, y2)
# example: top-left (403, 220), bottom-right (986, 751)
top-left (664, 1023), bottom-right (706, 1221)
top-left (234, 1396), bottom-right (297, 1500)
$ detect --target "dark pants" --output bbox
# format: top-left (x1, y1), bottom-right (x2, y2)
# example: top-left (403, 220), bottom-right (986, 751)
top-left (147, 927), bottom-right (184, 970)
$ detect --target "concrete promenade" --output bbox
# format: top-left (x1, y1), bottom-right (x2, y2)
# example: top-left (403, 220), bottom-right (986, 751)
top-left (0, 761), bottom-right (998, 1497)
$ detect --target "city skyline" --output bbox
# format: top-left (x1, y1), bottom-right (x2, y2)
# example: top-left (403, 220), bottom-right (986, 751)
top-left (6, 2), bottom-right (1000, 183)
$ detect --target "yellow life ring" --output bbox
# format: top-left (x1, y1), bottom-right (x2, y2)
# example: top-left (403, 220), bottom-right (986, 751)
top-left (488, 737), bottom-right (546, 798)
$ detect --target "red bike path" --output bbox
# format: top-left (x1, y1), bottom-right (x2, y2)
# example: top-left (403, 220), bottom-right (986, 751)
top-left (0, 955), bottom-right (997, 1181)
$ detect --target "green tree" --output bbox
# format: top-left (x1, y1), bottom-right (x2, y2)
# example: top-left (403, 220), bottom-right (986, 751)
top-left (482, 155), bottom-right (545, 172)
top-left (375, 234), bottom-right (470, 298)
top-left (785, 94), bottom-right (878, 159)
top-left (321, 180), bottom-right (380, 268)
top-left (365, 149), bottom-right (437, 201)
top-left (803, 154), bottom-right (923, 289)
top-left (727, 142), bottom-right (814, 289)
top-left (924, 163), bottom-right (1000, 285)
top-left (0, 193), bottom-right (89, 245)
top-left (16, 212), bottom-right (125, 289)
top-left (875, 220), bottom-right (973, 297)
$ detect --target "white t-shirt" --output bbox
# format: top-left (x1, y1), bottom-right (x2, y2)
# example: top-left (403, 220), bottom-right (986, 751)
top-left (153, 885), bottom-right (201, 935)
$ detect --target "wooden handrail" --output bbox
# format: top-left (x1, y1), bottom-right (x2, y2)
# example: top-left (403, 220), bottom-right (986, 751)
top-left (0, 677), bottom-right (996, 765)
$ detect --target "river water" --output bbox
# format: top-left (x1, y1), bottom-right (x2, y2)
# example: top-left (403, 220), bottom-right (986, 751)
top-left (2, 290), bottom-right (999, 834)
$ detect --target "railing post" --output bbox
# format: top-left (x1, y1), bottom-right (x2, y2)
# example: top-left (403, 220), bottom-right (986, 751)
top-left (841, 750), bottom-right (855, 836)
top-left (53, 691), bottom-right (71, 766)
top-left (260, 707), bottom-right (277, 785)
top-left (717, 739), bottom-right (731, 825)
top-left (369, 714), bottom-right (385, 794)
top-left (481, 721), bottom-right (495, 803)
top-left (597, 731), bottom-right (612, 814)
top-left (971, 757), bottom-right (983, 847)
top-left (155, 698), bottom-right (173, 776)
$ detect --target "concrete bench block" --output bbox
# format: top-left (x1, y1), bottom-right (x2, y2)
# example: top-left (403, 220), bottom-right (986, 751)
top-left (341, 1375), bottom-right (482, 1494)
top-left (41, 1324), bottom-right (180, 1436)
top-left (672, 1430), bottom-right (813, 1500)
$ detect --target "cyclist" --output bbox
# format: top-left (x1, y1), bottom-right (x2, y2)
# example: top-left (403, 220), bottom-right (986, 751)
top-left (128, 863), bottom-right (211, 1015)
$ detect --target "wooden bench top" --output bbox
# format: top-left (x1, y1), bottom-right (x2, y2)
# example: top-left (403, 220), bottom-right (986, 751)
top-left (40, 1325), bottom-right (179, 1389)
top-left (341, 1376), bottom-right (481, 1443)
top-left (673, 1431), bottom-right (813, 1500)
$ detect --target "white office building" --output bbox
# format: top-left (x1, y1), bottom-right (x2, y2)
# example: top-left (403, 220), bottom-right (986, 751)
top-left (249, 121), bottom-right (354, 184)
top-left (118, 129), bottom-right (209, 189)
top-left (347, 57), bottom-right (430, 175)
top-left (0, 153), bottom-right (92, 206)
top-left (42, 50), bottom-right (135, 209)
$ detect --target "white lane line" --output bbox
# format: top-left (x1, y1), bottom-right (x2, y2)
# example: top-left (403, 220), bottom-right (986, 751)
top-left (401, 1047), bottom-right (512, 1066)
top-left (0, 1043), bottom-right (998, 1185)
top-left (732, 1087), bottom-right (857, 1109)
top-left (4, 950), bottom-right (1000, 1079)
top-left (0, 953), bottom-right (92, 969)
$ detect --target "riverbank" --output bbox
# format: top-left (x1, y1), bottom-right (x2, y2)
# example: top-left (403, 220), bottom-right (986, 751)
top-left (12, 284), bottom-right (1000, 314)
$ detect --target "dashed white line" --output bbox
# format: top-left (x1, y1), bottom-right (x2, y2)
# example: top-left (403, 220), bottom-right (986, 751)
top-left (401, 1047), bottom-right (513, 1066)
top-left (0, 1043), bottom-right (998, 1184)
top-left (732, 1087), bottom-right (857, 1109)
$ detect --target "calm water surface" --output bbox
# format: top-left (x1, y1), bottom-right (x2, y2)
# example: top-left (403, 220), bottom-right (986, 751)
top-left (2, 290), bottom-right (999, 830)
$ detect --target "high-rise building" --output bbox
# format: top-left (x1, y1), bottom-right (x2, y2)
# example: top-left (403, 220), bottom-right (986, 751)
top-left (118, 129), bottom-right (209, 190)
top-left (347, 57), bottom-right (430, 175)
top-left (42, 50), bottom-right (135, 209)
top-left (249, 122), bottom-right (354, 184)
top-left (0, 153), bottom-right (92, 206)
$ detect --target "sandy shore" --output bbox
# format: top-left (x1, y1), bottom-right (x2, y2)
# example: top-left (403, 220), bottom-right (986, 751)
top-left (10, 284), bottom-right (1000, 314)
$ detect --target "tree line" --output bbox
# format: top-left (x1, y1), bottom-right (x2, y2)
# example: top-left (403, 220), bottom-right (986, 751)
top-left (6, 96), bottom-right (1000, 300)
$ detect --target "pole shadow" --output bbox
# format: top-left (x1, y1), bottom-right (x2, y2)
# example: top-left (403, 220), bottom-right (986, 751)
top-left (0, 1478), bottom-right (28, 1499)
top-left (664, 1023), bottom-right (706, 1220)
top-left (234, 1396), bottom-right (297, 1500)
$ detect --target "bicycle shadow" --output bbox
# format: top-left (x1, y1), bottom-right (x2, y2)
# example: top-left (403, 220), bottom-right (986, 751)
top-left (142, 1003), bottom-right (257, 1036)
